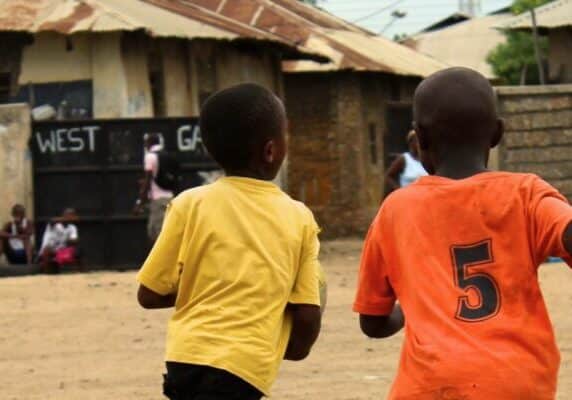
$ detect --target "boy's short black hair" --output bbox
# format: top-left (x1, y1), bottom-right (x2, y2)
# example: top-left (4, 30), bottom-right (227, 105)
top-left (414, 67), bottom-right (498, 147)
top-left (11, 204), bottom-right (25, 216)
top-left (145, 133), bottom-right (161, 147)
top-left (199, 83), bottom-right (285, 171)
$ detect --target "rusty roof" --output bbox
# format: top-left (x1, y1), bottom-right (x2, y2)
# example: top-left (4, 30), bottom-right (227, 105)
top-left (502, 0), bottom-right (572, 30)
top-left (0, 0), bottom-right (325, 60)
top-left (151, 0), bottom-right (447, 77)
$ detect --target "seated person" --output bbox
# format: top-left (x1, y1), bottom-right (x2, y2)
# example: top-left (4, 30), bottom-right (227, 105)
top-left (0, 204), bottom-right (34, 265)
top-left (39, 208), bottom-right (80, 273)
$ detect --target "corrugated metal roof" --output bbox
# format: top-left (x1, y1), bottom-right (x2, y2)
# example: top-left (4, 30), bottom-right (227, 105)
top-left (0, 0), bottom-right (325, 60)
top-left (283, 28), bottom-right (447, 76)
top-left (403, 12), bottom-right (511, 79)
top-left (419, 12), bottom-right (472, 33)
top-left (155, 0), bottom-right (447, 77)
top-left (502, 0), bottom-right (572, 30)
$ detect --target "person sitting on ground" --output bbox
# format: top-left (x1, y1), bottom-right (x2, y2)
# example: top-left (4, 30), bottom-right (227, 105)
top-left (137, 83), bottom-right (325, 400)
top-left (39, 208), bottom-right (80, 273)
top-left (0, 204), bottom-right (34, 265)
top-left (384, 130), bottom-right (427, 194)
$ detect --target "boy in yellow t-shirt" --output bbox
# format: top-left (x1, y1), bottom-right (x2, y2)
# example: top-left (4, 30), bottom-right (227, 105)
top-left (136, 83), bottom-right (323, 400)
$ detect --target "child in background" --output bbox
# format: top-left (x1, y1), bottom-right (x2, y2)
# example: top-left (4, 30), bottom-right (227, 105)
top-left (40, 208), bottom-right (80, 273)
top-left (354, 67), bottom-right (572, 399)
top-left (0, 204), bottom-right (34, 265)
top-left (137, 83), bottom-right (324, 400)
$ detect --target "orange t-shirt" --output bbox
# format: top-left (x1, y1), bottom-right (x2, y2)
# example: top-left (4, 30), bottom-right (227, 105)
top-left (354, 172), bottom-right (572, 400)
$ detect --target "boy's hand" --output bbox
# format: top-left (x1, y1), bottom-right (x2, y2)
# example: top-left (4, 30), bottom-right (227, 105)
top-left (564, 222), bottom-right (572, 256)
top-left (132, 200), bottom-right (146, 216)
top-left (137, 284), bottom-right (176, 309)
top-left (284, 304), bottom-right (321, 361)
top-left (359, 303), bottom-right (405, 338)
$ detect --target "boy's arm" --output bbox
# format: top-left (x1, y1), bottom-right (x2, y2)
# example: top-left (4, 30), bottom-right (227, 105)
top-left (359, 303), bottom-right (404, 338)
top-left (137, 284), bottom-right (177, 309)
top-left (354, 217), bottom-right (399, 338)
top-left (529, 179), bottom-right (572, 266)
top-left (385, 155), bottom-right (405, 194)
top-left (284, 304), bottom-right (321, 361)
top-left (0, 223), bottom-right (11, 238)
top-left (564, 222), bottom-right (572, 256)
top-left (134, 153), bottom-right (155, 214)
top-left (136, 200), bottom-right (184, 309)
top-left (285, 213), bottom-right (323, 361)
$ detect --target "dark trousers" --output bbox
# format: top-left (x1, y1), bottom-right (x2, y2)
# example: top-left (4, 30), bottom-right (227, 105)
top-left (163, 362), bottom-right (263, 400)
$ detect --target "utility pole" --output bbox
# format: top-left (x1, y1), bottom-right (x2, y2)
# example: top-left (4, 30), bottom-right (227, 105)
top-left (530, 8), bottom-right (546, 84)
top-left (458, 0), bottom-right (481, 16)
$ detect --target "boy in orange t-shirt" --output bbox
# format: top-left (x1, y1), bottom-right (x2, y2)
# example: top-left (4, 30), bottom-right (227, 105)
top-left (353, 67), bottom-right (572, 399)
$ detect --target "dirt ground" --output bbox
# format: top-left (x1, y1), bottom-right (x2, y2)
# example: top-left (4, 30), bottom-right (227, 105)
top-left (0, 239), bottom-right (571, 400)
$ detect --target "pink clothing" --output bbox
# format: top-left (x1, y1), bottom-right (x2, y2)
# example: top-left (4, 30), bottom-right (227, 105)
top-left (145, 145), bottom-right (174, 200)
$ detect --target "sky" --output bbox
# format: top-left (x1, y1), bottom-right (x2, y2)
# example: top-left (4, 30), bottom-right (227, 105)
top-left (316, 0), bottom-right (513, 38)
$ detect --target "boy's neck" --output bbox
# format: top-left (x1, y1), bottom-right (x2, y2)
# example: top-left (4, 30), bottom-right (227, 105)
top-left (224, 168), bottom-right (274, 182)
top-left (433, 150), bottom-right (489, 180)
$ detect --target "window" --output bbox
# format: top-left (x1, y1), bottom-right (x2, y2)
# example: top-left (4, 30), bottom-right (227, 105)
top-left (368, 123), bottom-right (378, 165)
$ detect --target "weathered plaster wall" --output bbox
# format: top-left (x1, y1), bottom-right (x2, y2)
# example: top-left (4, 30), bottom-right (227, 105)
top-left (19, 33), bottom-right (92, 84)
top-left (0, 103), bottom-right (32, 223)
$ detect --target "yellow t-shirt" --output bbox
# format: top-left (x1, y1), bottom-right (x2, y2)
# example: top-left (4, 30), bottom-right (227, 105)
top-left (136, 177), bottom-right (323, 395)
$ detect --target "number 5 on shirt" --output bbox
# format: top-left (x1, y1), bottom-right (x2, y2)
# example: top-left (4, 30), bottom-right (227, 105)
top-left (451, 239), bottom-right (500, 322)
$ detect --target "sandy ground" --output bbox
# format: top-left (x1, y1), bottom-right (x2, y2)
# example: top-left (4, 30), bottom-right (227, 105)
top-left (0, 239), bottom-right (571, 400)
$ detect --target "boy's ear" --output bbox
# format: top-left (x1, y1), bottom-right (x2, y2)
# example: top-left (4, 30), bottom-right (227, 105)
top-left (414, 124), bottom-right (430, 150)
top-left (263, 139), bottom-right (275, 164)
top-left (490, 119), bottom-right (504, 149)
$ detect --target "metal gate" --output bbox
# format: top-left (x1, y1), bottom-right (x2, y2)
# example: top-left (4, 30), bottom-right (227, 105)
top-left (31, 118), bottom-right (219, 268)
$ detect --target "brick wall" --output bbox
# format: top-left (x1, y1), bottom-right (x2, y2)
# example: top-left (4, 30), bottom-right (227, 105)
top-left (497, 85), bottom-right (572, 201)
top-left (285, 72), bottom-right (417, 237)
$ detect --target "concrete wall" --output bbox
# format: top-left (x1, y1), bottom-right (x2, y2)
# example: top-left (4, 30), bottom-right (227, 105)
top-left (16, 33), bottom-right (283, 120)
top-left (92, 33), bottom-right (127, 118)
top-left (548, 28), bottom-right (572, 84)
top-left (496, 84), bottom-right (572, 201)
top-left (0, 103), bottom-right (32, 223)
top-left (186, 41), bottom-right (282, 117)
top-left (19, 33), bottom-right (92, 84)
top-left (285, 72), bottom-right (416, 236)
top-left (17, 32), bottom-right (155, 119)
top-left (161, 39), bottom-right (191, 117)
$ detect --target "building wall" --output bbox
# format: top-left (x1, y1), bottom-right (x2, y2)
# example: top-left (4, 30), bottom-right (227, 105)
top-left (548, 28), bottom-right (572, 84)
top-left (15, 33), bottom-right (283, 120)
top-left (19, 33), bottom-right (92, 84)
top-left (186, 41), bottom-right (282, 117)
top-left (17, 32), bottom-right (155, 119)
top-left (285, 72), bottom-right (417, 236)
top-left (497, 84), bottom-right (572, 201)
top-left (0, 103), bottom-right (32, 223)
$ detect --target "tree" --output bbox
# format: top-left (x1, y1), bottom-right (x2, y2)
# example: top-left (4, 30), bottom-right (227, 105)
top-left (511, 0), bottom-right (551, 13)
top-left (486, 0), bottom-right (553, 84)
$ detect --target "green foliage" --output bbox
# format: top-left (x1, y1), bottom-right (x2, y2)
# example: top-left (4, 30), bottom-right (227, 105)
top-left (511, 0), bottom-right (552, 14)
top-left (487, 31), bottom-right (548, 84)
top-left (486, 0), bottom-right (553, 84)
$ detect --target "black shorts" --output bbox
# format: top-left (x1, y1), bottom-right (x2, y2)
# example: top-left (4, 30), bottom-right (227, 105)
top-left (163, 362), bottom-right (263, 400)
top-left (5, 248), bottom-right (28, 265)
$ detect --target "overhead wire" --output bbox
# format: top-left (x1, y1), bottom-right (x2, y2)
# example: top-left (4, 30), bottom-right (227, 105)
top-left (351, 0), bottom-right (406, 22)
